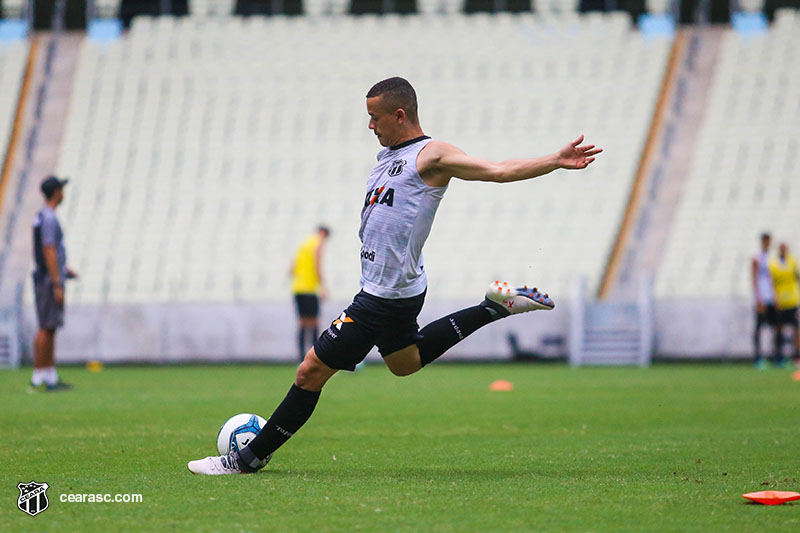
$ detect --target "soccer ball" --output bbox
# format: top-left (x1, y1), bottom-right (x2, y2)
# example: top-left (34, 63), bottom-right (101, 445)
top-left (216, 413), bottom-right (272, 467)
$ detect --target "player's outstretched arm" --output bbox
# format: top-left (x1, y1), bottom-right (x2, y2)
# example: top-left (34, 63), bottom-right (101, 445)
top-left (418, 135), bottom-right (601, 187)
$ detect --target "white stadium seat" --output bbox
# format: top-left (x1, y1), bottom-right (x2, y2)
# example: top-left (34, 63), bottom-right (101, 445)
top-left (57, 13), bottom-right (670, 304)
top-left (656, 11), bottom-right (800, 299)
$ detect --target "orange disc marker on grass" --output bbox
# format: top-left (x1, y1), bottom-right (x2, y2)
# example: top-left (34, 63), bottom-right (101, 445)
top-left (742, 491), bottom-right (800, 505)
top-left (489, 380), bottom-right (513, 391)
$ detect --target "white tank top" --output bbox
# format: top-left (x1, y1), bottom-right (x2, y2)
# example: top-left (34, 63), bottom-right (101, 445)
top-left (359, 136), bottom-right (446, 299)
top-left (754, 251), bottom-right (775, 304)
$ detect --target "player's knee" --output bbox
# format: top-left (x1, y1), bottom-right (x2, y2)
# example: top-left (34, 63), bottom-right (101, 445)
top-left (387, 362), bottom-right (418, 377)
top-left (295, 361), bottom-right (316, 387)
top-left (295, 369), bottom-right (318, 389)
top-left (295, 351), bottom-right (327, 389)
top-left (384, 347), bottom-right (422, 377)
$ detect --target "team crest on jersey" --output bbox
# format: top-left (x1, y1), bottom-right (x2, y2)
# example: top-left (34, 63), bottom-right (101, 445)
top-left (388, 159), bottom-right (407, 177)
top-left (17, 481), bottom-right (49, 517)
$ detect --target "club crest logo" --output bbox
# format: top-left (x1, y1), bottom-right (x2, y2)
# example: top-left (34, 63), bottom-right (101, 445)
top-left (17, 481), bottom-right (49, 517)
top-left (387, 159), bottom-right (407, 177)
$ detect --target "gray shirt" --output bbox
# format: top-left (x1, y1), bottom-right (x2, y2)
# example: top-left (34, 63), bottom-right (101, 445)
top-left (33, 206), bottom-right (67, 283)
top-left (359, 137), bottom-right (447, 299)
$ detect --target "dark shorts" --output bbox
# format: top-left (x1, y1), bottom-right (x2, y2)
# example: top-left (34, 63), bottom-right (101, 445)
top-left (34, 276), bottom-right (64, 330)
top-left (313, 290), bottom-right (426, 371)
top-left (294, 294), bottom-right (319, 318)
top-left (756, 304), bottom-right (777, 328)
top-left (776, 307), bottom-right (799, 327)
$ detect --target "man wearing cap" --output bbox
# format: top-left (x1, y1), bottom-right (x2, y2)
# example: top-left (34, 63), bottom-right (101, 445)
top-left (31, 176), bottom-right (77, 391)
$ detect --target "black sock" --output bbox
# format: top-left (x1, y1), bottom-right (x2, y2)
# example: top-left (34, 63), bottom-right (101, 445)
top-left (238, 384), bottom-right (321, 470)
top-left (297, 328), bottom-right (306, 359)
top-left (310, 325), bottom-right (319, 343)
top-left (753, 328), bottom-right (762, 361)
top-left (417, 304), bottom-right (503, 367)
top-left (774, 331), bottom-right (783, 363)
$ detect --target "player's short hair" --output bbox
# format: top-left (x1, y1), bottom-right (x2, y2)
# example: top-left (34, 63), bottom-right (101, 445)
top-left (366, 77), bottom-right (419, 124)
top-left (318, 225), bottom-right (331, 237)
top-left (760, 232), bottom-right (771, 241)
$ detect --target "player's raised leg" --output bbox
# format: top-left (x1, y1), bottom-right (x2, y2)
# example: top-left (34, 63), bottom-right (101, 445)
top-left (384, 281), bottom-right (554, 375)
top-left (187, 349), bottom-right (336, 475)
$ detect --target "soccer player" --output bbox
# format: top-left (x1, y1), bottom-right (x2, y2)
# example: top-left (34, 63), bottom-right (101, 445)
top-left (769, 242), bottom-right (800, 366)
top-left (751, 232), bottom-right (777, 369)
top-left (188, 77), bottom-right (601, 474)
top-left (30, 176), bottom-right (78, 391)
top-left (290, 226), bottom-right (330, 360)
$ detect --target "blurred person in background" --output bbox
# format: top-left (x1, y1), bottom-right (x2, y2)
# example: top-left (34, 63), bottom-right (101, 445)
top-left (30, 176), bottom-right (78, 391)
top-left (751, 232), bottom-right (777, 369)
top-left (769, 242), bottom-right (800, 367)
top-left (290, 226), bottom-right (330, 361)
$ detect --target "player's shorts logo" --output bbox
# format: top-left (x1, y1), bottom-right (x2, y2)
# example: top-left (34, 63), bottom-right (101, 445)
top-left (387, 159), bottom-right (407, 177)
top-left (17, 481), bottom-right (50, 517)
top-left (332, 312), bottom-right (354, 330)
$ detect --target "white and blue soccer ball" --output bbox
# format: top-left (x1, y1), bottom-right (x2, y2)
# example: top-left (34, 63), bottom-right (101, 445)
top-left (216, 413), bottom-right (271, 467)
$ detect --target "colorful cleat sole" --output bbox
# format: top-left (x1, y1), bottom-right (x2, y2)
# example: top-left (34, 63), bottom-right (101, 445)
top-left (483, 281), bottom-right (555, 316)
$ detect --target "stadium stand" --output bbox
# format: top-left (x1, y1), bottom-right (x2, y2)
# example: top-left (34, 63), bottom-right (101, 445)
top-left (645, 0), bottom-right (669, 13)
top-left (536, 0), bottom-right (579, 12)
top-left (189, 0), bottom-right (235, 16)
top-left (738, 0), bottom-right (766, 12)
top-left (656, 8), bottom-right (800, 299)
top-left (55, 12), bottom-right (670, 305)
top-left (94, 0), bottom-right (124, 18)
top-left (1, 0), bottom-right (25, 18)
top-left (0, 40), bottom-right (28, 176)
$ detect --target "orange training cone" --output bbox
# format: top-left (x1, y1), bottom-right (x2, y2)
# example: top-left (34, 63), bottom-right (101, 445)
top-left (742, 491), bottom-right (800, 505)
top-left (489, 380), bottom-right (513, 391)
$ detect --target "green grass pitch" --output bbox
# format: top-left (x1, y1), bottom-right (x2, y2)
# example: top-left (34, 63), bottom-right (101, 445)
top-left (1, 363), bottom-right (798, 531)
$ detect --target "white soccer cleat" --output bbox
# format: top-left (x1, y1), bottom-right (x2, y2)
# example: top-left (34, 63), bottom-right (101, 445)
top-left (483, 281), bottom-right (555, 316)
top-left (187, 452), bottom-right (245, 475)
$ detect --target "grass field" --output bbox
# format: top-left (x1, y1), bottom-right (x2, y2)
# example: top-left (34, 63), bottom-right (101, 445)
top-left (1, 363), bottom-right (799, 532)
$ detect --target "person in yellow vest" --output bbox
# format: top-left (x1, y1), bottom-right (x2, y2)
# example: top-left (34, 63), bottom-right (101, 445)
top-left (769, 243), bottom-right (800, 366)
top-left (290, 226), bottom-right (330, 360)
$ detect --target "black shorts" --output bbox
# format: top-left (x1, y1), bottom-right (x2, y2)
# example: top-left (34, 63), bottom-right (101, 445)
top-left (33, 276), bottom-right (64, 330)
top-left (313, 290), bottom-right (426, 371)
top-left (776, 307), bottom-right (799, 327)
top-left (294, 294), bottom-right (319, 318)
top-left (756, 304), bottom-right (777, 328)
